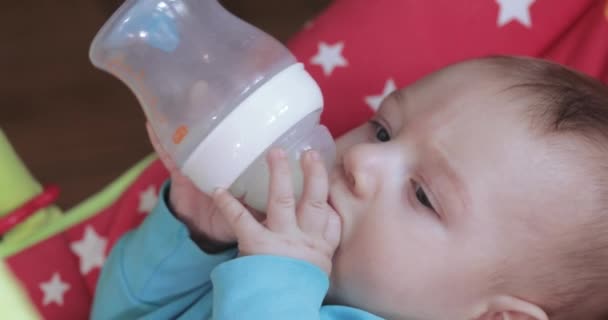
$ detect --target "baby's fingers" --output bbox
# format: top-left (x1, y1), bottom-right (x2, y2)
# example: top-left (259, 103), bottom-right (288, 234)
top-left (212, 189), bottom-right (265, 239)
top-left (266, 148), bottom-right (298, 232)
top-left (298, 150), bottom-right (331, 236)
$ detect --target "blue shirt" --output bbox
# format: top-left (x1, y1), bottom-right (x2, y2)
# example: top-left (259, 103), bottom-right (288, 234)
top-left (91, 183), bottom-right (382, 319)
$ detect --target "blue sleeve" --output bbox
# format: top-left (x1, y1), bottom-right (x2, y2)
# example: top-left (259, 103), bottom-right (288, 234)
top-left (91, 181), bottom-right (237, 320)
top-left (209, 255), bottom-right (383, 320)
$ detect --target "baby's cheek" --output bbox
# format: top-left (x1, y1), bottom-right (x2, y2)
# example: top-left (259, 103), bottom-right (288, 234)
top-left (331, 229), bottom-right (411, 308)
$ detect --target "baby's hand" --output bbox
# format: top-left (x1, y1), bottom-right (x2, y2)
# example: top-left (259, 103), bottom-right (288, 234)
top-left (147, 123), bottom-right (259, 252)
top-left (212, 148), bottom-right (341, 275)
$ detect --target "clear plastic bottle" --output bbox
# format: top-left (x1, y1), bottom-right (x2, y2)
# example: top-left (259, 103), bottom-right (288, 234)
top-left (89, 0), bottom-right (336, 212)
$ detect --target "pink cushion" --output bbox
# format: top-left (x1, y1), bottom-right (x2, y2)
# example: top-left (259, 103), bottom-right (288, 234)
top-left (287, 0), bottom-right (608, 137)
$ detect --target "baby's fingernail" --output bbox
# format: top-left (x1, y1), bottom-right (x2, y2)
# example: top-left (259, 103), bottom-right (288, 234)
top-left (213, 188), bottom-right (224, 196)
top-left (272, 148), bottom-right (286, 159)
top-left (308, 150), bottom-right (320, 161)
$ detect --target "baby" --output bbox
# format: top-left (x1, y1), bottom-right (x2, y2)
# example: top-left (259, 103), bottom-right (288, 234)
top-left (92, 56), bottom-right (608, 320)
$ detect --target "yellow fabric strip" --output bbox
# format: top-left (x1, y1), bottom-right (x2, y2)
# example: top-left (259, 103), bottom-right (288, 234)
top-left (0, 154), bottom-right (156, 258)
top-left (0, 261), bottom-right (41, 320)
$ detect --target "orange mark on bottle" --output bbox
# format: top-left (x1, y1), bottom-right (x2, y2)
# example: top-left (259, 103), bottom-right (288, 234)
top-left (173, 125), bottom-right (188, 144)
top-left (605, 0), bottom-right (608, 21)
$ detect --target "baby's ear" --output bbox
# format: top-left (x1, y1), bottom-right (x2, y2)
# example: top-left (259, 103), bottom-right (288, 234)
top-left (472, 295), bottom-right (548, 320)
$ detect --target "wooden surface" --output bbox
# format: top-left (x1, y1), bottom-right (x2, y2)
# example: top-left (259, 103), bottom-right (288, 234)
top-left (0, 0), bottom-right (330, 209)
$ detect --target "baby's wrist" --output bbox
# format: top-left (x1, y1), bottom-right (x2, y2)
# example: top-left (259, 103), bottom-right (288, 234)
top-left (173, 211), bottom-right (236, 254)
top-left (163, 185), bottom-right (235, 253)
top-left (238, 247), bottom-right (333, 275)
top-left (189, 230), bottom-right (236, 254)
top-left (165, 185), bottom-right (183, 217)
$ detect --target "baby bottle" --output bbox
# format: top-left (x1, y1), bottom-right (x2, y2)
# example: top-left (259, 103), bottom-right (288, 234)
top-left (89, 0), bottom-right (336, 212)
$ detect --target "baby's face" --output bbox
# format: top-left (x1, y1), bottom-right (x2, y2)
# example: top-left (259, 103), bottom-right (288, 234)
top-left (326, 62), bottom-right (592, 319)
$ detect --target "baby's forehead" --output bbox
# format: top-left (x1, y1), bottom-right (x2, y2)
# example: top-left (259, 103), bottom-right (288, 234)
top-left (395, 65), bottom-right (529, 129)
top-left (407, 61), bottom-right (520, 103)
top-left (424, 60), bottom-right (506, 82)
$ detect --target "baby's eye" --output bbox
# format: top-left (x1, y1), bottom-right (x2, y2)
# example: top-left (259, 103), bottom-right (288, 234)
top-left (369, 120), bottom-right (391, 142)
top-left (414, 182), bottom-right (434, 211)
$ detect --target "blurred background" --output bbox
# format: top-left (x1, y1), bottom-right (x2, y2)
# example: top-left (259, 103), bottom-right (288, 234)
top-left (1, 0), bottom-right (331, 209)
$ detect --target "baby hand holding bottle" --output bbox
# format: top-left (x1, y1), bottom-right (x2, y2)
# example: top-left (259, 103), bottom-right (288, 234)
top-left (90, 0), bottom-right (336, 215)
top-left (146, 122), bottom-right (242, 253)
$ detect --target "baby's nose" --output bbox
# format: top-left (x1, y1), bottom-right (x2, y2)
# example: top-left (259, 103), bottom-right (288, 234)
top-left (341, 144), bottom-right (384, 199)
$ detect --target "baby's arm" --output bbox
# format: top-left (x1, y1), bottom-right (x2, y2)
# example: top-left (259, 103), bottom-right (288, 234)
top-left (208, 149), bottom-right (381, 319)
top-left (210, 255), bottom-right (381, 320)
top-left (91, 182), bottom-right (237, 320)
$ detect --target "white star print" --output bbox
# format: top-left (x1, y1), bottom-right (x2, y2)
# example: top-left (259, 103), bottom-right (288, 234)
top-left (138, 185), bottom-right (158, 214)
top-left (496, 0), bottom-right (535, 28)
top-left (39, 273), bottom-right (70, 306)
top-left (310, 42), bottom-right (348, 76)
top-left (70, 226), bottom-right (107, 275)
top-left (364, 79), bottom-right (397, 111)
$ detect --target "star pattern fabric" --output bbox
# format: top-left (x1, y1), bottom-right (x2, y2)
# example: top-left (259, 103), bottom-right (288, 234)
top-left (496, 0), bottom-right (535, 27)
top-left (3, 160), bottom-right (168, 319)
top-left (39, 273), bottom-right (70, 306)
top-left (364, 79), bottom-right (397, 111)
top-left (288, 0), bottom-right (608, 138)
top-left (138, 185), bottom-right (158, 214)
top-left (310, 42), bottom-right (348, 76)
top-left (70, 226), bottom-right (107, 275)
top-left (4, 1), bottom-right (608, 319)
